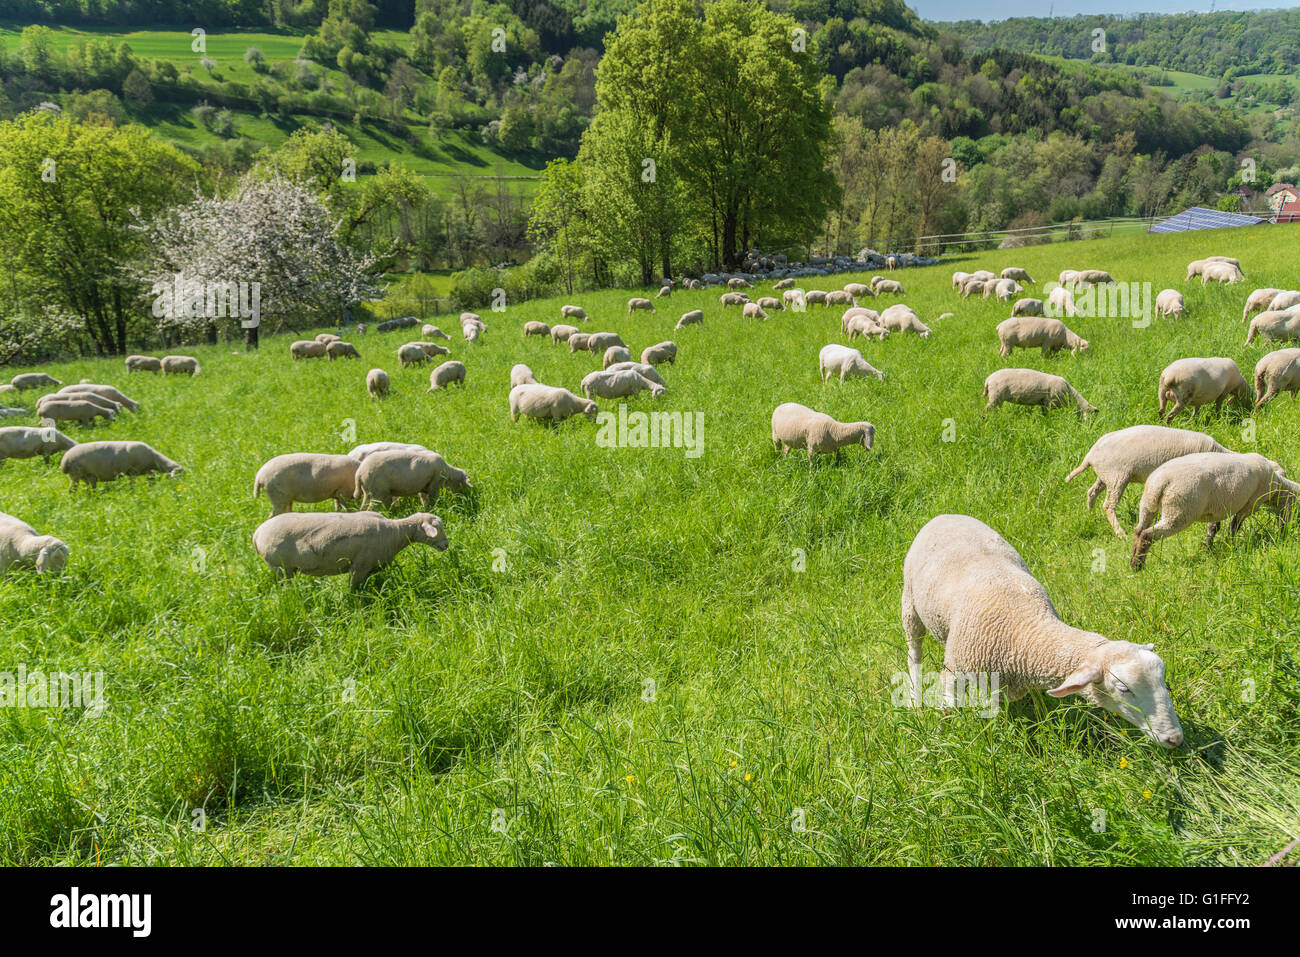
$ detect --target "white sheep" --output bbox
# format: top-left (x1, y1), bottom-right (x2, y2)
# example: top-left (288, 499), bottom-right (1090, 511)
top-left (56, 384), bottom-right (138, 411)
top-left (560, 305), bottom-right (587, 322)
top-left (0, 426), bottom-right (76, 465)
top-left (771, 402), bottom-right (873, 460)
top-left (846, 314), bottom-right (887, 340)
top-left (818, 344), bottom-right (885, 383)
top-left (901, 514), bottom-right (1183, 747)
top-left (10, 373), bottom-right (62, 390)
top-left (656, 285), bottom-right (672, 298)
top-left (781, 290), bottom-right (804, 309)
top-left (524, 321), bottom-right (550, 338)
top-left (1241, 288), bottom-right (1283, 322)
top-left (580, 369), bottom-right (665, 400)
top-left (326, 340), bottom-right (361, 360)
top-left (353, 448), bottom-right (471, 508)
top-left (568, 333), bottom-right (592, 353)
top-left (727, 277), bottom-right (752, 290)
top-left (825, 290), bottom-right (854, 307)
top-left (774, 278), bottom-right (795, 290)
top-left (422, 324), bottom-right (451, 340)
top-left (348, 442), bottom-right (428, 463)
top-left (1269, 290), bottom-right (1300, 312)
top-left (878, 304), bottom-right (930, 337)
top-left (253, 511), bottom-right (448, 588)
top-left (983, 368), bottom-right (1096, 416)
top-left (253, 453), bottom-right (359, 516)
top-left (1058, 269), bottom-right (1080, 286)
top-left (428, 360), bottom-right (466, 391)
top-left (551, 324), bottom-right (579, 343)
top-left (0, 512), bottom-right (69, 575)
top-left (161, 355), bottom-right (200, 375)
top-left (1065, 425), bottom-right (1229, 536)
top-left (510, 363), bottom-right (537, 388)
top-left (1074, 269), bottom-right (1114, 286)
top-left (843, 282), bottom-right (872, 299)
top-left (1200, 261), bottom-right (1244, 284)
top-left (1157, 357), bottom-right (1250, 422)
top-left (641, 341), bottom-right (676, 365)
top-left (1252, 348), bottom-right (1300, 411)
top-left (366, 368), bottom-right (389, 398)
top-left (971, 270), bottom-right (996, 282)
top-left (1046, 286), bottom-right (1078, 318)
top-left (38, 392), bottom-right (119, 418)
top-left (720, 292), bottom-right (749, 307)
top-left (743, 302), bottom-right (768, 321)
top-left (1011, 298), bottom-right (1044, 317)
top-left (803, 290), bottom-right (829, 307)
top-left (1001, 267), bottom-right (1034, 284)
top-left (604, 361), bottom-right (666, 387)
top-left (1245, 308), bottom-right (1300, 346)
top-left (874, 279), bottom-right (904, 296)
top-left (586, 332), bottom-right (626, 354)
top-left (509, 384), bottom-right (598, 423)
top-left (628, 297), bottom-right (656, 314)
top-left (398, 343), bottom-right (431, 367)
top-left (951, 271), bottom-right (973, 290)
top-left (1154, 289), bottom-right (1186, 319)
top-left (1131, 452), bottom-right (1299, 570)
top-left (60, 441), bottom-right (182, 488)
top-left (756, 296), bottom-right (784, 311)
top-left (462, 323), bottom-right (482, 344)
top-left (675, 310), bottom-right (704, 330)
top-left (315, 333), bottom-right (341, 344)
top-left (1186, 256), bottom-right (1240, 281)
top-left (603, 345), bottom-right (633, 369)
top-left (991, 278), bottom-right (1021, 302)
top-left (996, 316), bottom-right (1088, 357)
top-left (125, 355), bottom-right (163, 373)
top-left (37, 398), bottom-right (116, 426)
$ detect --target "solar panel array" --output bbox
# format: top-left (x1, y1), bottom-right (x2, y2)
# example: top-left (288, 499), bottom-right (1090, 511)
top-left (1148, 206), bottom-right (1269, 233)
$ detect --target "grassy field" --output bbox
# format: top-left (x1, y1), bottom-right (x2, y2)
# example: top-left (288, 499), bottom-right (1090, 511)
top-left (3, 225), bottom-right (1300, 865)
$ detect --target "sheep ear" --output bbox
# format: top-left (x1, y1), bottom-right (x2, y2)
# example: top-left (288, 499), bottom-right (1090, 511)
top-left (1047, 665), bottom-right (1101, 698)
top-left (1141, 643), bottom-right (1155, 651)
top-left (420, 519), bottom-right (441, 537)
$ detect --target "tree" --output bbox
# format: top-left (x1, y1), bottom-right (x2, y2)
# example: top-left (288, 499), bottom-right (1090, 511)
top-left (0, 111), bottom-right (199, 354)
top-left (527, 158), bottom-right (587, 294)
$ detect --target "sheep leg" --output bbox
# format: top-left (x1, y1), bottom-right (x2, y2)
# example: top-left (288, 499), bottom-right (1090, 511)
top-left (349, 564), bottom-right (375, 588)
top-left (1163, 398), bottom-right (1184, 423)
top-left (902, 592), bottom-right (926, 708)
top-left (1102, 480), bottom-right (1128, 537)
top-left (1131, 515), bottom-right (1180, 571)
top-left (1256, 389), bottom-right (1277, 411)
top-left (1204, 522), bottom-right (1219, 549)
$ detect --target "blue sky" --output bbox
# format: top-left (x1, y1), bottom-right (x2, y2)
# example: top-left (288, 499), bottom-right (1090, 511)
top-left (914, 0), bottom-right (1279, 21)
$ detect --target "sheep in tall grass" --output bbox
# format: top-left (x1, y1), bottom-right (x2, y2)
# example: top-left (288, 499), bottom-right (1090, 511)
top-left (56, 384), bottom-right (138, 412)
top-left (641, 342), bottom-right (676, 365)
top-left (675, 310), bottom-right (704, 330)
top-left (11, 373), bottom-right (62, 390)
top-left (523, 321), bottom-right (550, 338)
top-left (1001, 267), bottom-right (1034, 284)
top-left (1246, 309), bottom-right (1300, 346)
top-left (1253, 348), bottom-right (1300, 411)
top-left (125, 355), bottom-right (163, 373)
top-left (0, 512), bottom-right (69, 575)
top-left (603, 345), bottom-right (633, 369)
top-left (983, 369), bottom-right (1096, 417)
top-left (628, 297), bottom-right (656, 314)
top-left (253, 453), bottom-right (360, 516)
top-left (1157, 357), bottom-right (1250, 422)
top-left (560, 305), bottom-right (587, 322)
top-left (580, 369), bottom-right (665, 401)
top-left (60, 441), bottom-right (182, 488)
top-left (879, 304), bottom-right (930, 337)
top-left (0, 426), bottom-right (76, 466)
top-left (428, 361), bottom-right (466, 391)
top-left (253, 511), bottom-right (448, 588)
top-left (353, 449), bottom-right (471, 509)
top-left (422, 324), bottom-right (451, 340)
top-left (1012, 298), bottom-right (1044, 317)
top-left (771, 402), bottom-right (873, 460)
top-left (1200, 262), bottom-right (1244, 284)
top-left (326, 341), bottom-right (361, 360)
top-left (37, 399), bottom-right (115, 426)
top-left (818, 345), bottom-right (885, 383)
top-left (1186, 256), bottom-right (1240, 281)
top-left (366, 368), bottom-right (389, 398)
top-left (604, 362), bottom-right (666, 387)
top-left (1242, 288), bottom-right (1283, 322)
top-left (743, 302), bottom-right (768, 320)
top-left (509, 384), bottom-right (597, 423)
top-left (161, 356), bottom-right (200, 375)
top-left (510, 364), bottom-right (537, 388)
top-left (1154, 289), bottom-right (1186, 319)
top-left (348, 442), bottom-right (428, 463)
top-left (587, 332), bottom-right (626, 354)
top-left (551, 324), bottom-right (579, 343)
top-left (398, 343), bottom-right (431, 367)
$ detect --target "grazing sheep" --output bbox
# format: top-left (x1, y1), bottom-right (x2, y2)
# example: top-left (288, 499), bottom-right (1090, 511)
top-left (428, 360), bottom-right (467, 391)
top-left (674, 310), bottom-right (703, 330)
top-left (462, 322), bottom-right (482, 344)
top-left (970, 270), bottom-right (996, 281)
top-left (551, 323), bottom-right (579, 343)
top-left (291, 340), bottom-right (329, 360)
top-left (1269, 290), bottom-right (1300, 312)
top-left (603, 345), bottom-right (633, 369)
top-left (410, 342), bottom-right (451, 358)
top-left (0, 426), bottom-right (77, 465)
top-left (11, 373), bottom-right (62, 390)
top-left (901, 514), bottom-right (1183, 747)
top-left (1074, 269), bottom-right (1114, 286)
top-left (568, 333), bottom-right (593, 353)
top-left (656, 285), bottom-right (672, 299)
top-left (874, 279), bottom-right (904, 296)
top-left (756, 296), bottom-right (784, 311)
top-left (991, 278), bottom-right (1021, 302)
top-left (1012, 298), bottom-right (1044, 317)
top-left (825, 290), bottom-right (854, 307)
top-left (1065, 425), bottom-right (1230, 537)
top-left (253, 453), bottom-right (359, 516)
top-left (774, 278), bottom-right (796, 291)
top-left (398, 343), bottom-right (431, 367)
top-left (253, 511), bottom-right (448, 587)
top-left (523, 321), bottom-right (550, 338)
top-left (818, 344), bottom-right (885, 383)
top-left (844, 282), bottom-right (872, 299)
top-left (1058, 269), bottom-right (1081, 286)
top-left (1242, 288), bottom-right (1285, 322)
top-left (720, 292), bottom-right (750, 307)
top-left (771, 402), bottom-right (873, 460)
top-left (841, 306), bottom-right (881, 335)
top-left (1246, 308), bottom-right (1300, 346)
top-left (1157, 357), bottom-right (1250, 422)
top-left (55, 384), bottom-right (138, 412)
top-left (1186, 257), bottom-right (1240, 281)
top-left (846, 314), bottom-right (887, 340)
top-left (682, 278), bottom-right (702, 290)
top-left (604, 361), bottom-right (666, 387)
top-left (509, 383), bottom-right (598, 423)
top-left (354, 449), bottom-right (471, 509)
top-left (0, 512), bottom-right (69, 575)
top-left (60, 440), bottom-right (182, 488)
top-left (326, 340), bottom-right (360, 360)
top-left (1253, 348), bottom-right (1300, 410)
top-left (1154, 289), bottom-right (1186, 319)
top-left (960, 278), bottom-right (990, 299)
top-left (366, 368), bottom-right (389, 398)
top-left (580, 369), bottom-right (665, 401)
top-left (161, 356), bottom-right (200, 376)
top-left (348, 442), bottom-right (428, 463)
top-left (510, 364), bottom-right (537, 388)
top-left (628, 297), bottom-right (656, 314)
top-left (1131, 452), bottom-right (1299, 570)
top-left (1201, 262), bottom-right (1244, 284)
top-left (125, 355), bottom-right (163, 373)
top-left (560, 304), bottom-right (587, 322)
top-left (996, 316), bottom-right (1088, 358)
top-left (727, 277), bottom-right (752, 290)
top-left (36, 399), bottom-right (115, 426)
top-left (1001, 267), bottom-right (1034, 284)
top-left (782, 289), bottom-right (805, 309)
top-left (641, 341), bottom-right (676, 365)
top-left (804, 290), bottom-right (829, 307)
top-left (743, 302), bottom-right (768, 321)
top-left (39, 392), bottom-right (119, 417)
top-left (587, 332), bottom-right (626, 354)
top-left (422, 324), bottom-right (451, 340)
top-left (879, 304), bottom-right (930, 337)
top-left (983, 368), bottom-right (1096, 417)
top-left (886, 256), bottom-right (897, 271)
top-left (1046, 286), bottom-right (1078, 318)
top-left (952, 271), bottom-right (973, 290)
top-left (315, 333), bottom-right (341, 344)
top-left (460, 312), bottom-right (484, 325)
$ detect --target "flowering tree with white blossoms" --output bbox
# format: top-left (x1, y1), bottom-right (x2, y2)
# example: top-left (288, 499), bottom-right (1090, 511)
top-left (133, 171), bottom-right (383, 349)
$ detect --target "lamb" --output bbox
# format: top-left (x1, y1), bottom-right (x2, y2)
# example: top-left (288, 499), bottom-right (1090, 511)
top-left (1252, 348), bottom-right (1300, 410)
top-left (509, 384), bottom-right (598, 423)
top-left (878, 304), bottom-right (930, 337)
top-left (656, 285), bottom-right (672, 298)
top-left (774, 278), bottom-right (796, 290)
top-left (412, 341), bottom-right (450, 358)
top-left (38, 392), bottom-right (119, 417)
top-left (1012, 298), bottom-right (1044, 317)
top-left (727, 277), bottom-right (752, 290)
top-left (560, 305), bottom-right (587, 322)
top-left (825, 290), bottom-right (854, 307)
top-left (569, 333), bottom-right (593, 353)
top-left (803, 290), bottom-right (828, 307)
top-left (1246, 308), bottom-right (1300, 346)
top-left (843, 283), bottom-right (872, 299)
top-left (253, 453), bottom-right (360, 516)
top-left (991, 278), bottom-right (1021, 302)
top-left (951, 271), bottom-right (972, 290)
top-left (0, 512), bottom-right (69, 575)
top-left (846, 314), bottom-right (887, 340)
top-left (586, 332), bottom-right (626, 354)
top-left (315, 333), bottom-right (341, 344)
top-left (125, 355), bottom-right (163, 373)
top-left (628, 297), bottom-right (656, 314)
top-left (1154, 289), bottom-right (1186, 319)
top-left (55, 384), bottom-right (138, 412)
top-left (983, 368), bottom-right (1096, 416)
top-left (1065, 425), bottom-right (1230, 536)
top-left (996, 316), bottom-right (1088, 358)
top-left (840, 306), bottom-right (880, 335)
top-left (770, 402), bottom-right (874, 460)
top-left (348, 442), bottom-right (428, 463)
top-left (161, 356), bottom-right (200, 375)
top-left (682, 279), bottom-right (702, 290)
top-left (366, 368), bottom-right (389, 398)
top-left (1243, 289), bottom-right (1284, 321)
top-left (1046, 286), bottom-right (1078, 318)
top-left (720, 292), bottom-right (749, 307)
top-left (510, 363), bottom-right (537, 388)
top-left (1157, 357), bottom-right (1250, 421)
top-left (603, 345), bottom-right (633, 369)
top-left (675, 310), bottom-right (704, 330)
top-left (604, 361), bottom-right (666, 387)
top-left (428, 360), bottom-right (467, 391)
top-left (1074, 269), bottom-right (1114, 286)
top-left (782, 289), bottom-right (805, 309)
top-left (461, 312), bottom-right (484, 326)
top-left (1269, 290), bottom-right (1300, 312)
top-left (523, 321), bottom-right (550, 338)
top-left (1200, 261), bottom-right (1244, 284)
top-left (960, 278), bottom-right (989, 298)
top-left (353, 449), bottom-right (471, 508)
top-left (37, 399), bottom-right (115, 426)
top-left (0, 426), bottom-right (77, 465)
top-left (886, 255), bottom-right (897, 270)
top-left (756, 297), bottom-right (784, 311)
top-left (11, 373), bottom-right (62, 390)
top-left (580, 369), bottom-right (665, 400)
top-left (551, 324), bottom-right (579, 343)
top-left (60, 440), bottom-right (182, 488)
top-left (291, 340), bottom-right (328, 359)
top-left (1001, 267), bottom-right (1034, 284)
top-left (326, 340), bottom-right (361, 360)
top-left (1131, 452), bottom-right (1300, 570)
top-left (422, 324), bottom-right (451, 340)
top-left (641, 341), bottom-right (676, 365)
top-left (1059, 269), bottom-right (1081, 286)
top-left (743, 302), bottom-right (768, 321)
top-left (1186, 257), bottom-right (1241, 281)
top-left (253, 511), bottom-right (448, 588)
top-left (818, 344), bottom-right (885, 383)
top-left (901, 514), bottom-right (1183, 747)
top-left (874, 279), bottom-right (904, 296)
top-left (398, 343), bottom-right (431, 367)
top-left (462, 322), bottom-right (482, 344)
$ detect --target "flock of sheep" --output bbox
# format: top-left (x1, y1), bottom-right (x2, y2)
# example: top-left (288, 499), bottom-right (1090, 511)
top-left (5, 247), bottom-right (1300, 751)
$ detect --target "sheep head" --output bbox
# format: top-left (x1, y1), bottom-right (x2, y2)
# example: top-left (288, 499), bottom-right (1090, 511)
top-left (1048, 640), bottom-right (1183, 748)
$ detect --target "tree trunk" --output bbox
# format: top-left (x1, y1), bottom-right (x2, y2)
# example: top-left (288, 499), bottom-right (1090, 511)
top-left (245, 323), bottom-right (260, 351)
top-left (722, 210), bottom-right (738, 271)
